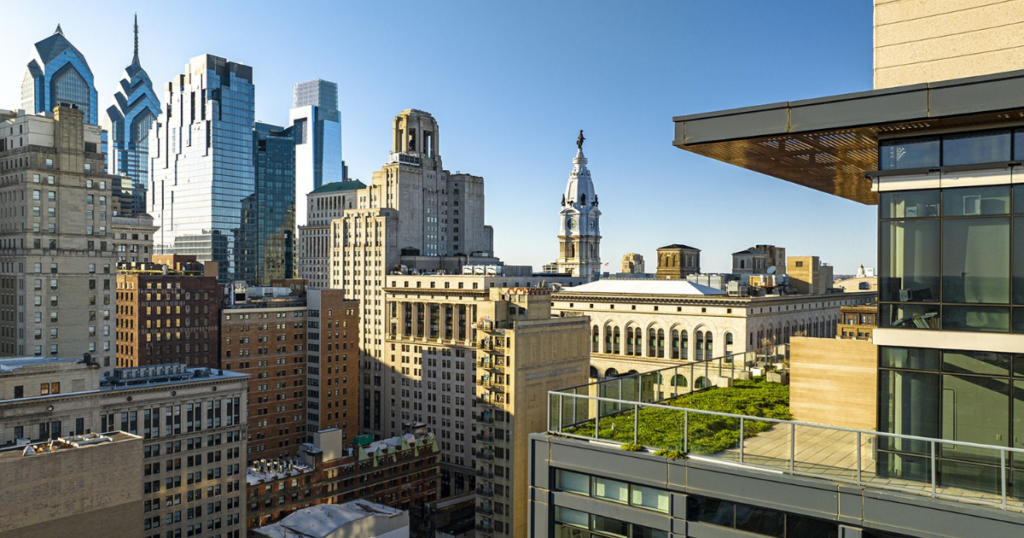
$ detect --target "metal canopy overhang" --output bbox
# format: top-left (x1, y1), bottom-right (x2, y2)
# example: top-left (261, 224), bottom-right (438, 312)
top-left (673, 69), bottom-right (1024, 205)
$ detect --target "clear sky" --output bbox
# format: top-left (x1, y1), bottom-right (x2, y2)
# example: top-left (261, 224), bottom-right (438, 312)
top-left (1, 1), bottom-right (876, 274)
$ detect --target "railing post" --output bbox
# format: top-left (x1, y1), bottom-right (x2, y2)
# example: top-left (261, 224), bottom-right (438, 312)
top-left (1001, 449), bottom-right (1008, 509)
top-left (634, 404), bottom-right (639, 446)
top-left (684, 410), bottom-right (689, 454)
top-left (856, 431), bottom-right (862, 486)
top-left (739, 417), bottom-right (745, 464)
top-left (558, 393), bottom-right (563, 433)
top-left (594, 400), bottom-right (600, 440)
top-left (930, 440), bottom-right (937, 498)
top-left (789, 423), bottom-right (795, 472)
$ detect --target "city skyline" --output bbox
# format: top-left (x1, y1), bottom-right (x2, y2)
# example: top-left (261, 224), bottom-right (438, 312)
top-left (0, 1), bottom-right (876, 274)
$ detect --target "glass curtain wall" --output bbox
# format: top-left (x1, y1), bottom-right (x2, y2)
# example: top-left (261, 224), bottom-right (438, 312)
top-left (879, 346), bottom-right (1024, 496)
top-left (880, 185), bottom-right (1024, 333)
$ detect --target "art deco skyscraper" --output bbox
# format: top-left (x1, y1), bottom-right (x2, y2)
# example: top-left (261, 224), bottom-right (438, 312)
top-left (149, 55), bottom-right (255, 283)
top-left (21, 24), bottom-right (98, 125)
top-left (101, 15), bottom-right (161, 217)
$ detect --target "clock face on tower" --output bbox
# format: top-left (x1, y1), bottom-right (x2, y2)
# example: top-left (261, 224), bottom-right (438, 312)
top-left (567, 217), bottom-right (577, 232)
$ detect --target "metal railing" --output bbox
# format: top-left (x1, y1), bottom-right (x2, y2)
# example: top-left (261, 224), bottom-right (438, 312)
top-left (547, 389), bottom-right (1024, 512)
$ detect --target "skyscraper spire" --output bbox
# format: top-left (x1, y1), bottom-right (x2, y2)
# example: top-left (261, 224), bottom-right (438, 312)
top-left (55, 23), bottom-right (63, 35)
top-left (132, 13), bottom-right (139, 65)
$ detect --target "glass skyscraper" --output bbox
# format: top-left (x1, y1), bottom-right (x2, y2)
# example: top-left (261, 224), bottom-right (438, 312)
top-left (101, 15), bottom-right (160, 216)
top-left (21, 24), bottom-right (99, 125)
top-left (238, 122), bottom-right (297, 285)
top-left (290, 79), bottom-right (344, 229)
top-left (149, 55), bottom-right (255, 283)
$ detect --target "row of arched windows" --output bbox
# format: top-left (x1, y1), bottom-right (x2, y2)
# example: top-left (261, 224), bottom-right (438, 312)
top-left (592, 325), bottom-right (732, 361)
top-left (589, 317), bottom-right (840, 361)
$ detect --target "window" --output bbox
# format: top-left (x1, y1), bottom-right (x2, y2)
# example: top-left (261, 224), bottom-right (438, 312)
top-left (942, 130), bottom-right (1011, 166)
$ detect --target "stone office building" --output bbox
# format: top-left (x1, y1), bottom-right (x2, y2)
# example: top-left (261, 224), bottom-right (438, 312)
top-left (0, 358), bottom-right (249, 538)
top-left (0, 105), bottom-right (117, 368)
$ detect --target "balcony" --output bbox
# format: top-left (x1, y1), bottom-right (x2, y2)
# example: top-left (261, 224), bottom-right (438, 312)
top-left (476, 487), bottom-right (494, 498)
top-left (476, 524), bottom-right (494, 535)
top-left (476, 450), bottom-right (494, 461)
top-left (549, 371), bottom-right (1024, 513)
top-left (476, 505), bottom-right (494, 516)
top-left (476, 468), bottom-right (494, 479)
top-left (478, 356), bottom-right (507, 371)
top-left (476, 414), bottom-right (495, 425)
top-left (476, 433), bottom-right (495, 444)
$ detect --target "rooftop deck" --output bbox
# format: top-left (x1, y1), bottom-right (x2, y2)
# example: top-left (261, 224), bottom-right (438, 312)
top-left (549, 363), bottom-right (1024, 513)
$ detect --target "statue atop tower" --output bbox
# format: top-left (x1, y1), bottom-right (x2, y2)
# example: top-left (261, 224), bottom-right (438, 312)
top-left (556, 132), bottom-right (602, 280)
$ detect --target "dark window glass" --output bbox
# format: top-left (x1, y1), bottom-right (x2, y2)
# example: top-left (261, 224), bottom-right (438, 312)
top-left (553, 524), bottom-right (588, 538)
top-left (1016, 308), bottom-right (1024, 334)
top-left (686, 496), bottom-right (734, 527)
top-left (734, 505), bottom-right (784, 537)
top-left (1013, 129), bottom-right (1024, 161)
top-left (786, 515), bottom-right (839, 538)
top-left (880, 347), bottom-right (940, 370)
top-left (880, 302), bottom-right (940, 330)
top-left (942, 350), bottom-right (1011, 376)
top-left (590, 515), bottom-right (627, 538)
top-left (631, 526), bottom-right (669, 538)
top-left (940, 459), bottom-right (1001, 493)
top-left (942, 305), bottom-right (1010, 333)
top-left (943, 186), bottom-right (1011, 216)
top-left (942, 217), bottom-right (1010, 304)
top-left (880, 219), bottom-right (940, 303)
top-left (1015, 186), bottom-right (1024, 214)
top-left (881, 190), bottom-right (940, 219)
top-left (1014, 218), bottom-right (1024, 305)
top-left (942, 131), bottom-right (1011, 166)
top-left (880, 138), bottom-right (940, 170)
top-left (879, 369), bottom-right (940, 452)
top-left (942, 374), bottom-right (1009, 465)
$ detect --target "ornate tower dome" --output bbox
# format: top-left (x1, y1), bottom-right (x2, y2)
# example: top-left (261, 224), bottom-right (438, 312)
top-left (556, 131), bottom-right (602, 279)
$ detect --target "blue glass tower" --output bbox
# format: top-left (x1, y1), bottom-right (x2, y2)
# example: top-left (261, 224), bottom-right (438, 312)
top-left (22, 24), bottom-right (98, 125)
top-left (150, 55), bottom-right (255, 283)
top-left (238, 122), bottom-right (297, 285)
top-left (102, 15), bottom-right (161, 216)
top-left (290, 79), bottom-right (344, 229)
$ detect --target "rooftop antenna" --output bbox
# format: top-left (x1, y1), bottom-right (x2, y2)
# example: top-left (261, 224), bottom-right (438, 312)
top-left (132, 13), bottom-right (140, 65)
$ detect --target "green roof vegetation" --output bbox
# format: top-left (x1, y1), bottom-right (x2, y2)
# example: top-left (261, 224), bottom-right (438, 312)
top-left (566, 377), bottom-right (790, 455)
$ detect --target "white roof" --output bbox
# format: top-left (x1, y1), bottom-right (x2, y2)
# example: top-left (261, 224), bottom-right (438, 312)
top-left (254, 502), bottom-right (406, 538)
top-left (563, 279), bottom-right (726, 296)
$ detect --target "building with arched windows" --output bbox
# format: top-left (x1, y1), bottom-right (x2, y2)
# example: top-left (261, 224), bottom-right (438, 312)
top-left (22, 25), bottom-right (98, 125)
top-left (551, 279), bottom-right (873, 378)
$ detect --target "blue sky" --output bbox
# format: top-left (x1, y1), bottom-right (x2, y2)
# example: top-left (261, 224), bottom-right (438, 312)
top-left (1, 1), bottom-right (875, 274)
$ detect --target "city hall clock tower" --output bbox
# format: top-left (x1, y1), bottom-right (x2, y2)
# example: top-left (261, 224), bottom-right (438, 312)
top-left (557, 131), bottom-right (602, 279)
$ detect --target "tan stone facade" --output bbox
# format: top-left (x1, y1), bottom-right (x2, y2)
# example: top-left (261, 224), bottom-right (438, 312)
top-left (552, 288), bottom-right (875, 378)
top-left (474, 288), bottom-right (590, 538)
top-left (874, 0), bottom-right (1024, 88)
top-left (655, 244), bottom-right (700, 279)
top-left (789, 337), bottom-right (878, 431)
top-left (0, 432), bottom-right (143, 538)
top-left (0, 360), bottom-right (248, 538)
top-left (112, 213), bottom-right (158, 264)
top-left (0, 106), bottom-right (117, 369)
top-left (786, 255), bottom-right (833, 295)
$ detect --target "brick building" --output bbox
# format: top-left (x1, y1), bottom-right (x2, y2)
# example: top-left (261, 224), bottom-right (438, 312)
top-left (221, 289), bottom-right (308, 461)
top-left (305, 289), bottom-right (359, 446)
top-left (115, 257), bottom-right (221, 368)
top-left (245, 428), bottom-right (439, 531)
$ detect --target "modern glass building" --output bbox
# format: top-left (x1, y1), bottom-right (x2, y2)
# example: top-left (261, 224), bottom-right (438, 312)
top-left (290, 79), bottom-right (344, 230)
top-left (101, 15), bottom-right (160, 216)
top-left (21, 24), bottom-right (99, 125)
top-left (237, 122), bottom-right (297, 285)
top-left (149, 54), bottom-right (255, 283)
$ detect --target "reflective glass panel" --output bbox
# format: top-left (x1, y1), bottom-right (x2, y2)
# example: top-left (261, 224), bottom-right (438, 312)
top-left (555, 470), bottom-right (589, 495)
top-left (591, 515), bottom-right (628, 538)
top-left (942, 305), bottom-right (1010, 333)
top-left (592, 476), bottom-right (628, 503)
top-left (880, 138), bottom-right (940, 170)
top-left (943, 186), bottom-right (1011, 216)
top-left (942, 217), bottom-right (1010, 304)
top-left (554, 507), bottom-right (588, 528)
top-left (735, 505), bottom-right (784, 537)
top-left (881, 190), bottom-right (940, 219)
top-left (630, 484), bottom-right (670, 512)
top-left (942, 350), bottom-right (1011, 376)
top-left (1015, 218), bottom-right (1024, 304)
top-left (880, 220), bottom-right (940, 303)
top-left (880, 347), bottom-right (940, 371)
top-left (942, 374), bottom-right (1009, 464)
top-left (942, 131), bottom-right (1011, 166)
top-left (879, 369), bottom-right (940, 453)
